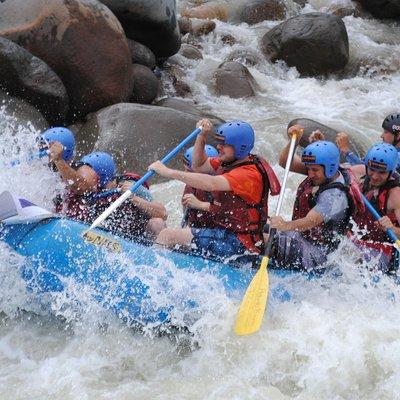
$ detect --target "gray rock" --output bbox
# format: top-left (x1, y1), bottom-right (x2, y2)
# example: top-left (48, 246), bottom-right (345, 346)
top-left (130, 64), bottom-right (159, 104)
top-left (225, 48), bottom-right (263, 67)
top-left (0, 89), bottom-right (49, 133)
top-left (213, 61), bottom-right (257, 98)
top-left (76, 103), bottom-right (222, 180)
top-left (127, 39), bottom-right (156, 69)
top-left (0, 0), bottom-right (133, 120)
top-left (155, 97), bottom-right (224, 126)
top-left (179, 44), bottom-right (203, 60)
top-left (240, 0), bottom-right (286, 24)
top-left (99, 0), bottom-right (181, 58)
top-left (0, 36), bottom-right (68, 125)
top-left (178, 17), bottom-right (216, 35)
top-left (287, 118), bottom-right (365, 160)
top-left (261, 13), bottom-right (349, 76)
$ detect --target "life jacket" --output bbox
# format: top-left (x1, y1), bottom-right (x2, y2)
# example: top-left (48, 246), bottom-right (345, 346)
top-left (207, 155), bottom-right (281, 253)
top-left (182, 185), bottom-right (217, 228)
top-left (353, 176), bottom-right (400, 245)
top-left (292, 167), bottom-right (363, 251)
top-left (57, 172), bottom-right (151, 240)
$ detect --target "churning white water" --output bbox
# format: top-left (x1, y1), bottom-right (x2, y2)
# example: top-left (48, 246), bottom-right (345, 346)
top-left (1, 0), bottom-right (400, 398)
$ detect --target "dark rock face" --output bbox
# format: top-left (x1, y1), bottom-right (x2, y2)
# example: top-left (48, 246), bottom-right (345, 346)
top-left (358, 0), bottom-right (400, 19)
top-left (130, 64), bottom-right (159, 104)
top-left (261, 13), bottom-right (349, 76)
top-left (287, 118), bottom-right (366, 160)
top-left (76, 103), bottom-right (223, 180)
top-left (99, 0), bottom-right (181, 58)
top-left (213, 61), bottom-right (257, 98)
top-left (0, 0), bottom-right (133, 120)
top-left (127, 39), bottom-right (156, 69)
top-left (0, 37), bottom-right (68, 125)
top-left (240, 0), bottom-right (286, 24)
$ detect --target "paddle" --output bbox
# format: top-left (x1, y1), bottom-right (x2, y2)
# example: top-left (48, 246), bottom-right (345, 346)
top-left (89, 127), bottom-right (202, 231)
top-left (234, 133), bottom-right (298, 336)
top-left (9, 149), bottom-right (48, 167)
top-left (361, 194), bottom-right (400, 250)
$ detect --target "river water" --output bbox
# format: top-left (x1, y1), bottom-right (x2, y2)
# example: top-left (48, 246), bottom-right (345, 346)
top-left (0, 1), bottom-right (400, 398)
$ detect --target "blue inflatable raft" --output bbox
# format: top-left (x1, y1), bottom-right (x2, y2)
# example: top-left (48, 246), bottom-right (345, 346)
top-left (0, 191), bottom-right (296, 328)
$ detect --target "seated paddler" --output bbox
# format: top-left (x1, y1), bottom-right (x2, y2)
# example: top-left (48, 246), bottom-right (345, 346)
top-left (348, 143), bottom-right (400, 273)
top-left (148, 118), bottom-right (281, 263)
top-left (267, 125), bottom-right (363, 271)
top-left (44, 143), bottom-right (166, 241)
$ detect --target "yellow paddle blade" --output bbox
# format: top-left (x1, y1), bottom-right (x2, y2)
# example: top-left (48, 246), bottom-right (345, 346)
top-left (395, 240), bottom-right (400, 251)
top-left (234, 256), bottom-right (269, 336)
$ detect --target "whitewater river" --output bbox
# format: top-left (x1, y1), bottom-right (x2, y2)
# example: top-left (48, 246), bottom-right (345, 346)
top-left (1, 0), bottom-right (400, 398)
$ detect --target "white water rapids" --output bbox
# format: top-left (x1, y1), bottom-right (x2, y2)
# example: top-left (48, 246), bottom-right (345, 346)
top-left (0, 1), bottom-right (400, 398)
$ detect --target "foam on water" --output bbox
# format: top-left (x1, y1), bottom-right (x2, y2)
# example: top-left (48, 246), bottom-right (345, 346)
top-left (1, 2), bottom-right (400, 398)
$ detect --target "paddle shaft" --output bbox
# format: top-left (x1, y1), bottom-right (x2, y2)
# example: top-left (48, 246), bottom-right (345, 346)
top-left (10, 150), bottom-right (48, 167)
top-left (362, 193), bottom-right (399, 244)
top-left (265, 134), bottom-right (298, 256)
top-left (89, 127), bottom-right (202, 230)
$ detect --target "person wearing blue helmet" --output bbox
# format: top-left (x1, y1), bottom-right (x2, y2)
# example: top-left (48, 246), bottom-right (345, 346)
top-left (335, 112), bottom-right (400, 173)
top-left (54, 150), bottom-right (167, 241)
top-left (149, 118), bottom-right (281, 264)
top-left (348, 143), bottom-right (400, 273)
top-left (181, 145), bottom-right (219, 228)
top-left (267, 124), bottom-right (362, 271)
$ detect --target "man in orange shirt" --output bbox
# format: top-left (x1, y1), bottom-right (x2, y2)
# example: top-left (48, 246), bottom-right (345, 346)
top-left (148, 119), bottom-right (280, 263)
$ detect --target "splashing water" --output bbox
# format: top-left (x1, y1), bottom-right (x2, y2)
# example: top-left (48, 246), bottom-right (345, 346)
top-left (1, 1), bottom-right (400, 398)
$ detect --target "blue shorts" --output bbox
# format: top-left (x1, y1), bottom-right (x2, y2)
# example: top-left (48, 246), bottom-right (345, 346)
top-left (191, 227), bottom-right (258, 264)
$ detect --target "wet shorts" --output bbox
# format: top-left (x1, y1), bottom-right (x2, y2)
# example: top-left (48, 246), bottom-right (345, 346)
top-left (270, 231), bottom-right (328, 271)
top-left (191, 227), bottom-right (258, 264)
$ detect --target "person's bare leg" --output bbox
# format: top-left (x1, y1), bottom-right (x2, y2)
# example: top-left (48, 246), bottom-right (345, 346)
top-left (156, 227), bottom-right (193, 248)
top-left (146, 217), bottom-right (167, 239)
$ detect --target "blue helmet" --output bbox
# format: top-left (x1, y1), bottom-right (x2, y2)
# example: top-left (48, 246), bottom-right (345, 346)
top-left (39, 127), bottom-right (75, 161)
top-left (215, 120), bottom-right (255, 160)
top-left (364, 143), bottom-right (398, 173)
top-left (301, 141), bottom-right (340, 179)
top-left (183, 145), bottom-right (218, 169)
top-left (79, 151), bottom-right (116, 187)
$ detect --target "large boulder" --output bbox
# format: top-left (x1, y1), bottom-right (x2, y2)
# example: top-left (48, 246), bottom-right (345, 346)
top-left (130, 64), bottom-right (159, 104)
top-left (213, 61), bottom-right (257, 98)
top-left (287, 118), bottom-right (365, 160)
top-left (0, 36), bottom-right (68, 125)
top-left (240, 0), bottom-right (287, 24)
top-left (0, 89), bottom-right (49, 133)
top-left (154, 98), bottom-right (224, 126)
top-left (0, 0), bottom-right (133, 119)
top-left (261, 13), bottom-right (349, 76)
top-left (358, 0), bottom-right (400, 19)
top-left (99, 0), bottom-right (181, 58)
top-left (76, 103), bottom-right (224, 180)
